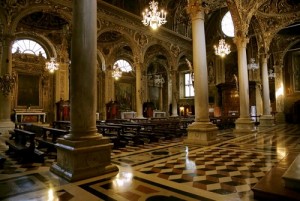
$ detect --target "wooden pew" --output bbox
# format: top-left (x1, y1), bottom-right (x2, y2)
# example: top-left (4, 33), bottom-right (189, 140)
top-left (120, 123), bottom-right (144, 146)
top-left (52, 120), bottom-right (70, 130)
top-left (5, 128), bottom-right (44, 163)
top-left (0, 157), bottom-right (6, 168)
top-left (97, 124), bottom-right (126, 148)
top-left (35, 127), bottom-right (69, 153)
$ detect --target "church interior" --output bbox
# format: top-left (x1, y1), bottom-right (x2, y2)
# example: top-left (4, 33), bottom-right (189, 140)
top-left (0, 0), bottom-right (300, 200)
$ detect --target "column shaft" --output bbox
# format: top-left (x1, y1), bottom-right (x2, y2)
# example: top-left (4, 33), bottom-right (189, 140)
top-left (233, 36), bottom-right (256, 134)
top-left (236, 37), bottom-right (250, 118)
top-left (261, 55), bottom-right (271, 115)
top-left (67, 0), bottom-right (98, 140)
top-left (259, 54), bottom-right (274, 127)
top-left (192, 9), bottom-right (209, 122)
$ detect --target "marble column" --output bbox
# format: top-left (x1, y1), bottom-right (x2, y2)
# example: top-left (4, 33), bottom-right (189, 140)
top-left (184, 1), bottom-right (218, 146)
top-left (259, 54), bottom-right (274, 127)
top-left (274, 65), bottom-right (285, 123)
top-left (233, 36), bottom-right (256, 134)
top-left (135, 62), bottom-right (144, 118)
top-left (50, 0), bottom-right (118, 181)
top-left (171, 70), bottom-right (178, 117)
top-left (0, 35), bottom-right (15, 135)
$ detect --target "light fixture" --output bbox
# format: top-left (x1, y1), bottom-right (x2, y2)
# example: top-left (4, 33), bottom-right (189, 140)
top-left (0, 73), bottom-right (16, 96)
top-left (214, 39), bottom-right (231, 57)
top-left (154, 74), bottom-right (165, 86)
top-left (45, 57), bottom-right (59, 73)
top-left (247, 38), bottom-right (259, 71)
top-left (112, 63), bottom-right (122, 80)
top-left (247, 58), bottom-right (259, 71)
top-left (268, 69), bottom-right (276, 79)
top-left (142, 0), bottom-right (167, 30)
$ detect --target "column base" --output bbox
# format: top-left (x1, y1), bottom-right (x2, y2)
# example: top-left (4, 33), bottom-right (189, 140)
top-left (259, 115), bottom-right (275, 127)
top-left (184, 122), bottom-right (219, 146)
top-left (50, 137), bottom-right (118, 182)
top-left (233, 117), bottom-right (257, 135)
top-left (0, 120), bottom-right (15, 135)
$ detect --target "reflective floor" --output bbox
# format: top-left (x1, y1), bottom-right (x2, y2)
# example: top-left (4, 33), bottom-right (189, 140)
top-left (0, 124), bottom-right (300, 201)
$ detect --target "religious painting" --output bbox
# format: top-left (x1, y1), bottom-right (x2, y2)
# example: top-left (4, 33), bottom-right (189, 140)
top-left (293, 53), bottom-right (300, 92)
top-left (115, 82), bottom-right (133, 111)
top-left (17, 74), bottom-right (40, 107)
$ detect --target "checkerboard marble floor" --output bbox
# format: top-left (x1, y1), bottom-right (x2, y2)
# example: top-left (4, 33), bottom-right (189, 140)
top-left (0, 124), bottom-right (299, 201)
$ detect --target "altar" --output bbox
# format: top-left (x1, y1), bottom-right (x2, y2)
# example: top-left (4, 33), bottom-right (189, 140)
top-left (14, 109), bottom-right (46, 123)
top-left (121, 111), bottom-right (136, 119)
top-left (153, 111), bottom-right (166, 118)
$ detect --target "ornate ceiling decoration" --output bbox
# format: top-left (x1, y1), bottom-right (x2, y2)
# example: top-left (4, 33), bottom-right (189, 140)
top-left (98, 31), bottom-right (123, 43)
top-left (19, 12), bottom-right (68, 30)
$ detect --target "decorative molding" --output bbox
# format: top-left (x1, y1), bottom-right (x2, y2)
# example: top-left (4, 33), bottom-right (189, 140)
top-left (0, 73), bottom-right (16, 96)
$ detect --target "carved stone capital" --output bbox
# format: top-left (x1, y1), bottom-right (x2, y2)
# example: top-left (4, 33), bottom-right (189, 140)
top-left (233, 36), bottom-right (249, 48)
top-left (186, 1), bottom-right (209, 19)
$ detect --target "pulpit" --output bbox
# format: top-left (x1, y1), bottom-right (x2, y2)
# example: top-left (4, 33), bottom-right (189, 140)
top-left (143, 102), bottom-right (154, 118)
top-left (56, 99), bottom-right (70, 121)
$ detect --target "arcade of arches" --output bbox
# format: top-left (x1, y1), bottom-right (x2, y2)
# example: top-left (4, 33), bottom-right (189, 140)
top-left (0, 1), bottom-right (300, 201)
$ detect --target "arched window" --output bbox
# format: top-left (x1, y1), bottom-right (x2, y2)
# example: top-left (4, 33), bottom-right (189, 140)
top-left (221, 11), bottom-right (234, 37)
top-left (12, 39), bottom-right (47, 58)
top-left (114, 59), bottom-right (132, 72)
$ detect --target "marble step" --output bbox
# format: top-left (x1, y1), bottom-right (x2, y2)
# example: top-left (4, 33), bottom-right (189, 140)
top-left (252, 152), bottom-right (300, 201)
top-left (282, 153), bottom-right (300, 190)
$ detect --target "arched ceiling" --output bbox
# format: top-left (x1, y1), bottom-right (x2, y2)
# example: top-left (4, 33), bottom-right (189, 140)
top-left (18, 12), bottom-right (68, 30)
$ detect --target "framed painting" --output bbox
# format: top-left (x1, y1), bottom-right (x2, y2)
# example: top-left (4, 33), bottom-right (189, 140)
top-left (17, 74), bottom-right (40, 107)
top-left (115, 82), bottom-right (133, 111)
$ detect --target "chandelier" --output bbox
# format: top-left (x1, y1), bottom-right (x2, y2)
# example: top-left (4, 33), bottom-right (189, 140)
top-left (142, 0), bottom-right (167, 30)
top-left (154, 74), bottom-right (165, 86)
top-left (112, 64), bottom-right (122, 80)
top-left (214, 39), bottom-right (231, 57)
top-left (45, 57), bottom-right (59, 73)
top-left (247, 58), bottom-right (259, 71)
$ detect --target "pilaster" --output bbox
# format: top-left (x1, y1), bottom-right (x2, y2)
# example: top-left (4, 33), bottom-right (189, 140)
top-left (0, 34), bottom-right (15, 134)
top-left (171, 70), bottom-right (178, 117)
top-left (274, 65), bottom-right (285, 123)
top-left (135, 61), bottom-right (144, 118)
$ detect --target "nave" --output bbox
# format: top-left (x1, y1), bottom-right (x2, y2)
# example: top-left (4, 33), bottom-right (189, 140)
top-left (0, 124), bottom-right (300, 201)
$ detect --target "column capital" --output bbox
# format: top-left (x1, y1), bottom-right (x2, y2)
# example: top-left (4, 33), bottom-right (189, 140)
top-left (260, 53), bottom-right (270, 60)
top-left (186, 1), bottom-right (209, 19)
top-left (233, 36), bottom-right (249, 48)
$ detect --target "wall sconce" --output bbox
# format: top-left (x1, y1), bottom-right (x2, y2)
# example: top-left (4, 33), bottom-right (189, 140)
top-left (0, 73), bottom-right (16, 96)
